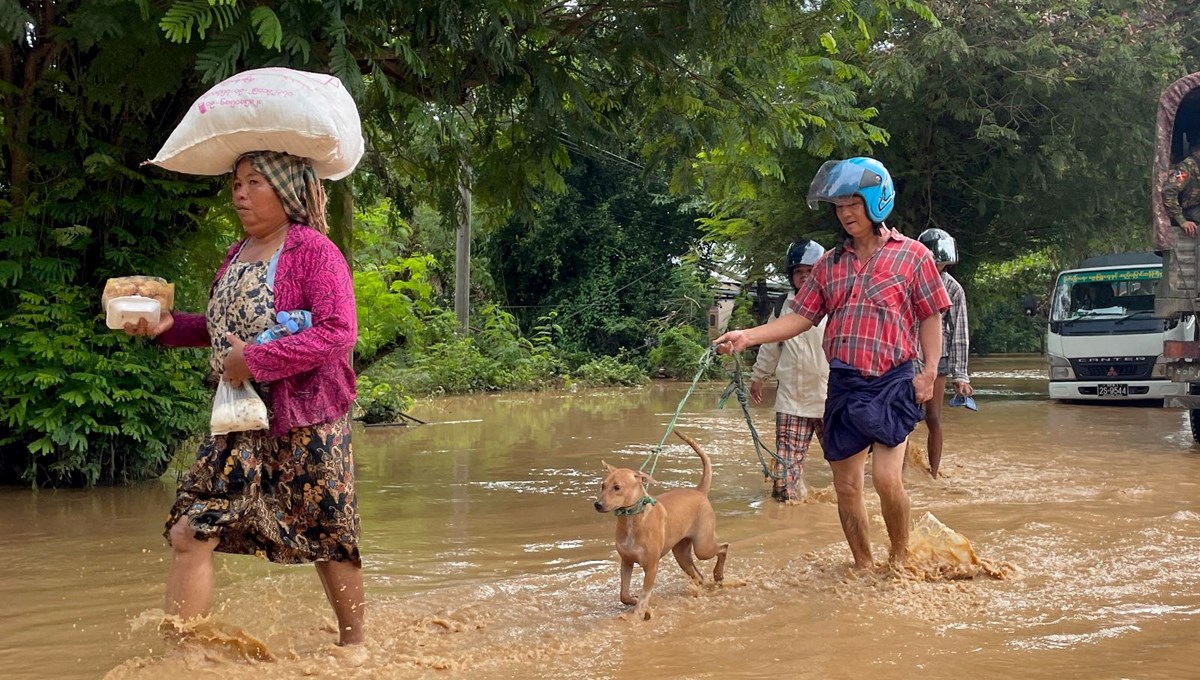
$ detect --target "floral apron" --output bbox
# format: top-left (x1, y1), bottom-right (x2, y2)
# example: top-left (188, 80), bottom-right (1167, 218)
top-left (164, 250), bottom-right (360, 565)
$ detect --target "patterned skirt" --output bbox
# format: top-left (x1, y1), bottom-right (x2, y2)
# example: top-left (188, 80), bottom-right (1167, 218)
top-left (165, 414), bottom-right (360, 565)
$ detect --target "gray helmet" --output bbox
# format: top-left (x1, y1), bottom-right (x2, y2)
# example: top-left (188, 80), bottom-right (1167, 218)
top-left (918, 228), bottom-right (958, 265)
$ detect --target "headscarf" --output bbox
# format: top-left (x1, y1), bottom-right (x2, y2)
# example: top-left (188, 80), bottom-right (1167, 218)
top-left (234, 151), bottom-right (328, 233)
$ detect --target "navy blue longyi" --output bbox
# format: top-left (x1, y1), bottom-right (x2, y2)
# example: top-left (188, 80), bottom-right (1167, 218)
top-left (821, 359), bottom-right (925, 461)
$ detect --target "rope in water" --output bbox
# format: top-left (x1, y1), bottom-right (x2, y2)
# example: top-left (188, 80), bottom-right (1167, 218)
top-left (640, 344), bottom-right (719, 477)
top-left (717, 350), bottom-right (795, 484)
top-left (640, 344), bottom-right (799, 492)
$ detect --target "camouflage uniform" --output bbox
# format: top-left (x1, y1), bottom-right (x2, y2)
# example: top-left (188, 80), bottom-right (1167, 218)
top-left (1163, 153), bottom-right (1200, 227)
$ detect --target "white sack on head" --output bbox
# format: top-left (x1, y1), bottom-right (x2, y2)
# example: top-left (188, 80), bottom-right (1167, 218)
top-left (146, 67), bottom-right (364, 180)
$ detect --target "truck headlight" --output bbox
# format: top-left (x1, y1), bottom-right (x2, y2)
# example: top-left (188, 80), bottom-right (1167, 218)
top-left (1049, 355), bottom-right (1075, 380)
top-left (1152, 355), bottom-right (1168, 378)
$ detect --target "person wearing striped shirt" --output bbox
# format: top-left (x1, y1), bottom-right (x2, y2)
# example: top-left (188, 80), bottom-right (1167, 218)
top-left (917, 228), bottom-right (973, 479)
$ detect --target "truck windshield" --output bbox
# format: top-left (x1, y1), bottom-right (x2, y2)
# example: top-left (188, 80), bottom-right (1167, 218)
top-left (1049, 267), bottom-right (1161, 322)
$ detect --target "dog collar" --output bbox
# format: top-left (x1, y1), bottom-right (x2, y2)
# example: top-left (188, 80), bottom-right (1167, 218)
top-left (614, 496), bottom-right (657, 516)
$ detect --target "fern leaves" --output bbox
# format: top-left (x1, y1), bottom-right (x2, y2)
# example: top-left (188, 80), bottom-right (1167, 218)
top-left (161, 1), bottom-right (286, 82)
top-left (160, 0), bottom-right (240, 43)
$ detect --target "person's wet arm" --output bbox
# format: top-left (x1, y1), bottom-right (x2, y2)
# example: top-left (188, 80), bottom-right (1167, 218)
top-left (716, 313), bottom-right (812, 353)
top-left (911, 252), bottom-right (952, 403)
top-left (716, 273), bottom-right (824, 353)
top-left (914, 312), bottom-right (942, 403)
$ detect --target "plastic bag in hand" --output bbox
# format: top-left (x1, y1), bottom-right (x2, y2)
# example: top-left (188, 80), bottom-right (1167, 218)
top-left (210, 379), bottom-right (269, 435)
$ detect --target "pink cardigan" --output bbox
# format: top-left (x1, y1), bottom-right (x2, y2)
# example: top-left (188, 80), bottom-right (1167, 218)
top-left (159, 224), bottom-right (357, 435)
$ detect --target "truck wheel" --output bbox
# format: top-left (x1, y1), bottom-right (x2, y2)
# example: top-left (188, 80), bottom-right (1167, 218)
top-left (1191, 383), bottom-right (1200, 443)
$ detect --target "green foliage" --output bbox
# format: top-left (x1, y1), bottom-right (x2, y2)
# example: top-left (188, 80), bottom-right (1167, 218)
top-left (354, 372), bottom-right (416, 425)
top-left (160, 0), bottom-right (240, 43)
top-left (154, 0), bottom-right (937, 234)
top-left (0, 285), bottom-right (210, 485)
top-left (873, 0), bottom-right (1187, 264)
top-left (487, 154), bottom-right (702, 356)
top-left (1, 4), bottom-right (227, 485)
top-left (573, 354), bottom-right (649, 388)
top-left (648, 325), bottom-right (719, 380)
top-left (728, 293), bottom-right (760, 334)
top-left (353, 253), bottom-right (437, 364)
top-left (355, 306), bottom-right (569, 416)
top-left (968, 252), bottom-right (1058, 355)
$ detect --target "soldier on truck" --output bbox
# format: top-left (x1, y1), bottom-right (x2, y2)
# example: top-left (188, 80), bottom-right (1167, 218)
top-left (1161, 143), bottom-right (1200, 237)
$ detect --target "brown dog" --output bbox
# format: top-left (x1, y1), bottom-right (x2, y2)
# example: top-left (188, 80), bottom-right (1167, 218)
top-left (593, 430), bottom-right (728, 620)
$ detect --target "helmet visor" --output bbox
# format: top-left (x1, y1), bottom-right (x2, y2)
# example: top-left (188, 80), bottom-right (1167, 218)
top-left (924, 235), bottom-right (958, 264)
top-left (806, 160), bottom-right (883, 210)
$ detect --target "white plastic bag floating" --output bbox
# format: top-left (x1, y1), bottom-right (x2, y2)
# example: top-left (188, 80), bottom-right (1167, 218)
top-left (147, 67), bottom-right (363, 180)
top-left (210, 380), bottom-right (270, 435)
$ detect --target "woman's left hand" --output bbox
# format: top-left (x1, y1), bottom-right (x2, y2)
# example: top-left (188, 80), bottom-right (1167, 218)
top-left (223, 333), bottom-right (252, 386)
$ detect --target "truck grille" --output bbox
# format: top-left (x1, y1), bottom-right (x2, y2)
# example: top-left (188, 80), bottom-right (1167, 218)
top-left (1069, 356), bottom-right (1155, 381)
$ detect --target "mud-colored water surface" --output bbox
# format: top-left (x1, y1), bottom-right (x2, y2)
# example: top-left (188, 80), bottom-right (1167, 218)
top-left (4, 356), bottom-right (1200, 679)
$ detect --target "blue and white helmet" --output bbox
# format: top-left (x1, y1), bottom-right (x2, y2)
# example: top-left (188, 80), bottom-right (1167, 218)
top-left (806, 157), bottom-right (896, 223)
top-left (786, 239), bottom-right (826, 273)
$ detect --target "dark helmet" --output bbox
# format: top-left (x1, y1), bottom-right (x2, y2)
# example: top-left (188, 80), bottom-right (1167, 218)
top-left (918, 228), bottom-right (958, 265)
top-left (786, 239), bottom-right (826, 276)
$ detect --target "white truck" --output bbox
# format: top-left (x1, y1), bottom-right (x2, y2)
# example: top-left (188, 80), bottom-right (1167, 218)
top-left (1047, 253), bottom-right (1193, 402)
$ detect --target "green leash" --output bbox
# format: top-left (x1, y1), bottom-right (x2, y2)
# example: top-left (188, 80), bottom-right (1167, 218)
top-left (718, 351), bottom-right (796, 485)
top-left (637, 342), bottom-right (800, 497)
top-left (639, 344), bottom-right (719, 478)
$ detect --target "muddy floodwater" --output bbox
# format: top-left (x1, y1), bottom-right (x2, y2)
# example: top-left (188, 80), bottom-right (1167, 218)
top-left (4, 355), bottom-right (1200, 679)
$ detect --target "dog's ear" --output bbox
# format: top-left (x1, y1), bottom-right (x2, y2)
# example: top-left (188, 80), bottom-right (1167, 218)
top-left (603, 460), bottom-right (616, 473)
top-left (637, 471), bottom-right (658, 486)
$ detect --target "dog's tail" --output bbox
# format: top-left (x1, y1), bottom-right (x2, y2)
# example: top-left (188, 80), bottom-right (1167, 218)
top-left (673, 430), bottom-right (712, 495)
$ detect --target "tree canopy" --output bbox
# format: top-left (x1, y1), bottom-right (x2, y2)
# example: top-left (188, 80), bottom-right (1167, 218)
top-left (5, 0), bottom-right (1200, 485)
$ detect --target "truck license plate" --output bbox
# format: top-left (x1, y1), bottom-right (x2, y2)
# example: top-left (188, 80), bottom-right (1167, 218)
top-left (1098, 383), bottom-right (1128, 397)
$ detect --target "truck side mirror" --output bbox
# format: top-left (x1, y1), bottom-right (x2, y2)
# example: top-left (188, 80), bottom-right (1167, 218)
top-left (1021, 294), bottom-right (1038, 316)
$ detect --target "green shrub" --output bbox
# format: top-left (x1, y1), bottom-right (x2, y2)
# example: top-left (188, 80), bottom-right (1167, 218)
top-left (648, 325), bottom-right (722, 379)
top-left (574, 354), bottom-right (649, 387)
top-left (969, 252), bottom-right (1056, 355)
top-left (0, 285), bottom-right (211, 486)
top-left (354, 372), bottom-right (416, 425)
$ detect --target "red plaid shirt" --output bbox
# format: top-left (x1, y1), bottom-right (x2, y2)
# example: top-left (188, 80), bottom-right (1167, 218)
top-left (791, 229), bottom-right (950, 378)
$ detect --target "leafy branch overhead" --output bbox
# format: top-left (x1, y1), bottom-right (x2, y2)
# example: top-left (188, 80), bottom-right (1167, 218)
top-left (154, 0), bottom-right (933, 215)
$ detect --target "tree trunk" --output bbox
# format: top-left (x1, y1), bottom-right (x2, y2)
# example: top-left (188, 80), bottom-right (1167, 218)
top-left (327, 178), bottom-right (355, 265)
top-left (455, 160), bottom-right (473, 333)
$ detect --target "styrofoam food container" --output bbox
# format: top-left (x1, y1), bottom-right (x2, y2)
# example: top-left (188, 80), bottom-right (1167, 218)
top-left (106, 295), bottom-right (161, 330)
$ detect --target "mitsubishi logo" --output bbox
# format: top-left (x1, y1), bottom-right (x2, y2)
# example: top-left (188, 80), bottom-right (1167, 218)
top-left (1107, 367), bottom-right (1118, 377)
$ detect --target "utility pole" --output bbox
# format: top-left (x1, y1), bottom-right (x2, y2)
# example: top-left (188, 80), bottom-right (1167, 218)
top-left (455, 159), bottom-right (473, 333)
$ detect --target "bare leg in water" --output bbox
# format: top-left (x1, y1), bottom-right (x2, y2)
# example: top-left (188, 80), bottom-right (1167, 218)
top-left (165, 518), bottom-right (217, 619)
top-left (829, 440), bottom-right (912, 569)
top-left (316, 560), bottom-right (366, 645)
top-left (166, 518), bottom-right (366, 646)
top-left (830, 450), bottom-right (873, 569)
top-left (923, 375), bottom-right (947, 477)
top-left (871, 440), bottom-right (911, 564)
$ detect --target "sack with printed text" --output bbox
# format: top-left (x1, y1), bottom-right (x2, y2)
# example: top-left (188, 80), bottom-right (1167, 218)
top-left (146, 67), bottom-right (363, 180)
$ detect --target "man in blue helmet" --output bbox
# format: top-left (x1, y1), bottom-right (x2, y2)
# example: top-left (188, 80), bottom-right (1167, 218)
top-left (749, 239), bottom-right (828, 503)
top-left (716, 157), bottom-right (950, 570)
top-left (917, 228), bottom-right (973, 479)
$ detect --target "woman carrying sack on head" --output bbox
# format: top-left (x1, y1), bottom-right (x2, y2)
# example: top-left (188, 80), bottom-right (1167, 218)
top-left (125, 151), bottom-right (364, 646)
